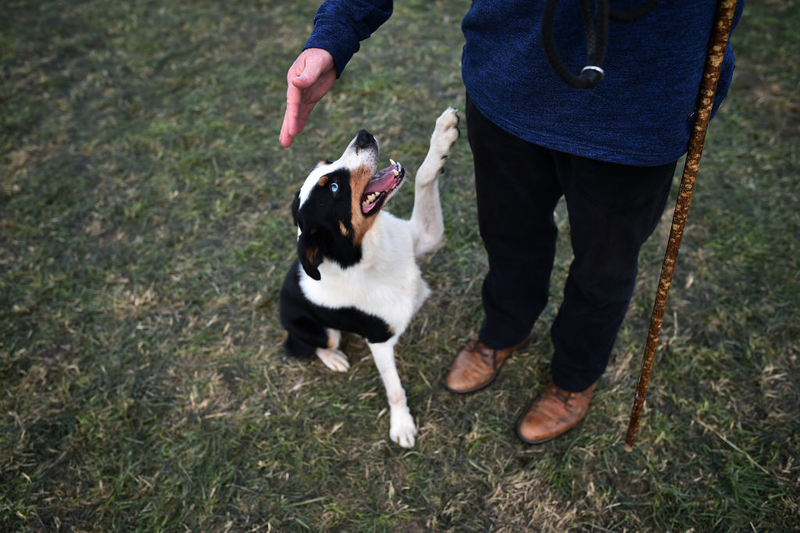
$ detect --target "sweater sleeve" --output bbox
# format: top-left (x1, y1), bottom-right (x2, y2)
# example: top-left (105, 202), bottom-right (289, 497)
top-left (304, 0), bottom-right (394, 78)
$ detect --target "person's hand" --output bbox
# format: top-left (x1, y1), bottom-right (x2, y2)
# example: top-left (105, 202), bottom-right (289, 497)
top-left (279, 48), bottom-right (337, 147)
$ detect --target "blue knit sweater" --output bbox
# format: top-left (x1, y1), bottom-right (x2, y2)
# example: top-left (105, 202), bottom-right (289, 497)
top-left (305, 0), bottom-right (743, 166)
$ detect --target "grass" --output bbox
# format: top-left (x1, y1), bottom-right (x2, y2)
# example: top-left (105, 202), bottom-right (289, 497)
top-left (1, 0), bottom-right (798, 531)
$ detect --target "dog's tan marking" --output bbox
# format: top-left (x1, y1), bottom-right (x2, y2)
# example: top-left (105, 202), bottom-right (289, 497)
top-left (305, 246), bottom-right (320, 267)
top-left (339, 221), bottom-right (348, 237)
top-left (317, 175), bottom-right (329, 187)
top-left (326, 329), bottom-right (342, 350)
top-left (349, 164), bottom-right (378, 245)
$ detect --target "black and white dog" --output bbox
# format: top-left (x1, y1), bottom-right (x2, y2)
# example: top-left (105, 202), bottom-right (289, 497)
top-left (279, 108), bottom-right (459, 447)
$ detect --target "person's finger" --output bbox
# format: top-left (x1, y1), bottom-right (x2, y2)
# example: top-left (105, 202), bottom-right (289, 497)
top-left (296, 103), bottom-right (316, 135)
top-left (280, 83), bottom-right (308, 146)
top-left (279, 110), bottom-right (294, 147)
top-left (280, 54), bottom-right (317, 147)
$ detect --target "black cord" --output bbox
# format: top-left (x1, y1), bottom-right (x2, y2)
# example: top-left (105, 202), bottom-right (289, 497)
top-left (609, 0), bottom-right (662, 22)
top-left (542, 0), bottom-right (661, 89)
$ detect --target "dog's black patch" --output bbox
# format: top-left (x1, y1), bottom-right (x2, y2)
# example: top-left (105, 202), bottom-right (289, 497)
top-left (293, 169), bottom-right (361, 280)
top-left (279, 261), bottom-right (394, 358)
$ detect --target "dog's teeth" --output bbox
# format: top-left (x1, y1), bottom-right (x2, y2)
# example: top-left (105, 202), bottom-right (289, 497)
top-left (390, 158), bottom-right (396, 166)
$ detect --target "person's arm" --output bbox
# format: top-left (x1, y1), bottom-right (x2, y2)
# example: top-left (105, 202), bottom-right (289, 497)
top-left (280, 0), bottom-right (393, 147)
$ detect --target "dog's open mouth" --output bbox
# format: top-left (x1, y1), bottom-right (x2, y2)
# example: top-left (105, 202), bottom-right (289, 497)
top-left (361, 160), bottom-right (405, 215)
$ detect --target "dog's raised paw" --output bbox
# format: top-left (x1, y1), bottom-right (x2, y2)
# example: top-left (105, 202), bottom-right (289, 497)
top-left (431, 107), bottom-right (460, 153)
top-left (316, 348), bottom-right (350, 372)
top-left (390, 407), bottom-right (417, 448)
top-left (436, 107), bottom-right (460, 132)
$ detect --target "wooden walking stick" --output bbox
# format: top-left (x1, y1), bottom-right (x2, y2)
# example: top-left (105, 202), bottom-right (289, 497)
top-left (624, 0), bottom-right (738, 451)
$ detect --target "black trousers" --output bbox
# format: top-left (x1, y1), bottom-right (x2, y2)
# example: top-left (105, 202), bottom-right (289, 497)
top-left (466, 95), bottom-right (677, 392)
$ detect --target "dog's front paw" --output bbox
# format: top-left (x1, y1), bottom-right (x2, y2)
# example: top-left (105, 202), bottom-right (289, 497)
top-left (316, 348), bottom-right (350, 372)
top-left (389, 407), bottom-right (417, 448)
top-left (431, 107), bottom-right (460, 155)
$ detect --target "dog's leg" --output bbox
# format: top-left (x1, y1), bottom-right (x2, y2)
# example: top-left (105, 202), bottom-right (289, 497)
top-left (411, 107), bottom-right (460, 257)
top-left (315, 329), bottom-right (349, 372)
top-left (368, 340), bottom-right (416, 448)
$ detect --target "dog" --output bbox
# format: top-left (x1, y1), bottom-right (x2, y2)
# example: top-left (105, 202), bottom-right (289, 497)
top-left (279, 108), bottom-right (459, 448)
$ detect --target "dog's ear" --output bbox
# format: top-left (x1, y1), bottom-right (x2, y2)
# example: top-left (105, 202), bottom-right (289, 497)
top-left (291, 190), bottom-right (301, 227)
top-left (298, 230), bottom-right (322, 280)
top-left (292, 190), bottom-right (323, 279)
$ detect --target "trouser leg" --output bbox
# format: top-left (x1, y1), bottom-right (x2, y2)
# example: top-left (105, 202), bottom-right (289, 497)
top-left (549, 152), bottom-right (677, 392)
top-left (467, 95), bottom-right (562, 349)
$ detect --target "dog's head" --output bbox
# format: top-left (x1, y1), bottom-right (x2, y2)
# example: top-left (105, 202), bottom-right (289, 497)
top-left (292, 129), bottom-right (406, 280)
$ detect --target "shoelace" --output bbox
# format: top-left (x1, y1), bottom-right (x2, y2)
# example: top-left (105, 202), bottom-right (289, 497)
top-left (550, 384), bottom-right (575, 405)
top-left (467, 339), bottom-right (499, 364)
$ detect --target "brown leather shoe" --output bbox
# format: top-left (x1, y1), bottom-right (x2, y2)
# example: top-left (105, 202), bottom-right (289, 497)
top-left (444, 335), bottom-right (530, 394)
top-left (516, 381), bottom-right (597, 444)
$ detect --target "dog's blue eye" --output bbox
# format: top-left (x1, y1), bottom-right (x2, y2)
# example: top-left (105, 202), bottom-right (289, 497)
top-left (330, 182), bottom-right (339, 193)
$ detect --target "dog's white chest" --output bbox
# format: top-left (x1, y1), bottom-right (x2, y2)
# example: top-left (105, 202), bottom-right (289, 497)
top-left (299, 213), bottom-right (429, 333)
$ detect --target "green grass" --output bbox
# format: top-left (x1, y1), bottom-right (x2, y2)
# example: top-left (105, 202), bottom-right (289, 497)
top-left (2, 0), bottom-right (799, 531)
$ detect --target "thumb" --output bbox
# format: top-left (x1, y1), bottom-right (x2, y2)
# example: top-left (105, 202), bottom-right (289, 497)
top-left (292, 66), bottom-right (322, 89)
top-left (292, 72), bottom-right (316, 88)
top-left (291, 49), bottom-right (333, 88)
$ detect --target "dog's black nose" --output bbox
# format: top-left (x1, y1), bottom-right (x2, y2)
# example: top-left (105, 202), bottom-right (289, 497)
top-left (356, 129), bottom-right (375, 149)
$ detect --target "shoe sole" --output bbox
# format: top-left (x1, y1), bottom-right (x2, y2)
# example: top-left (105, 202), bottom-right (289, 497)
top-left (515, 420), bottom-right (561, 444)
top-left (442, 371), bottom-right (498, 395)
top-left (516, 417), bottom-right (580, 444)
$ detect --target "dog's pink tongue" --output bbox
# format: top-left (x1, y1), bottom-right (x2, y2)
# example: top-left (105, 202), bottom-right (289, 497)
top-left (364, 166), bottom-right (396, 195)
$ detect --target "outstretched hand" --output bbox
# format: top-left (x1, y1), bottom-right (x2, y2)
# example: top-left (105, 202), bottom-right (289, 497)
top-left (279, 48), bottom-right (337, 148)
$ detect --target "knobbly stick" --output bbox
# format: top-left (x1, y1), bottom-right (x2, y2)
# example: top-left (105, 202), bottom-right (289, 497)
top-left (625, 0), bottom-right (739, 451)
